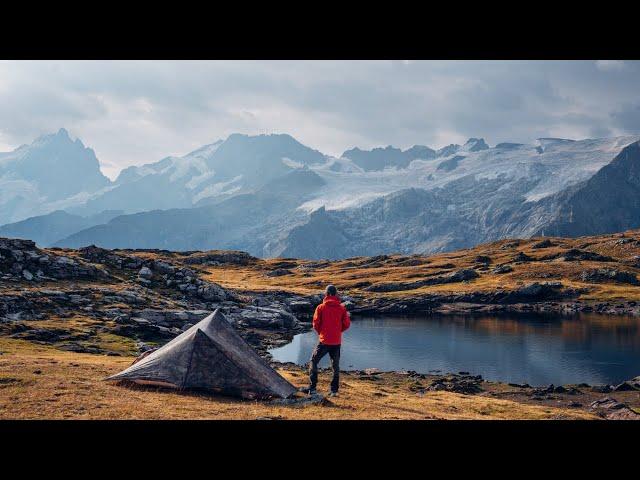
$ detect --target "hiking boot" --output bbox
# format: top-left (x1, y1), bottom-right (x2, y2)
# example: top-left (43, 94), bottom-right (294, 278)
top-left (299, 386), bottom-right (317, 395)
top-left (328, 391), bottom-right (339, 397)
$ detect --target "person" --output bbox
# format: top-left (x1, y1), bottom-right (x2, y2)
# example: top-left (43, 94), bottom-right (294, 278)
top-left (303, 284), bottom-right (351, 397)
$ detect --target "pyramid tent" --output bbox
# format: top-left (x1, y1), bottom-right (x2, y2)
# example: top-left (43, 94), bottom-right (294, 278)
top-left (106, 309), bottom-right (297, 399)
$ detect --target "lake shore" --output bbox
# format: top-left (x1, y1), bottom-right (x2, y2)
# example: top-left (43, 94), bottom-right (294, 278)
top-left (3, 337), bottom-right (630, 420)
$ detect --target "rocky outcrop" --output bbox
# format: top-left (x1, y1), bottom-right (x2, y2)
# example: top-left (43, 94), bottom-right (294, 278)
top-left (183, 250), bottom-right (258, 266)
top-left (560, 249), bottom-right (613, 262)
top-left (579, 268), bottom-right (639, 285)
top-left (0, 238), bottom-right (106, 281)
top-left (365, 269), bottom-right (479, 292)
top-left (492, 264), bottom-right (513, 274)
top-left (532, 239), bottom-right (554, 249)
top-left (590, 397), bottom-right (640, 420)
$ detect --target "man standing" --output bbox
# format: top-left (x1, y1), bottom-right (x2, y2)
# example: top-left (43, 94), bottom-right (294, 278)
top-left (304, 284), bottom-right (351, 397)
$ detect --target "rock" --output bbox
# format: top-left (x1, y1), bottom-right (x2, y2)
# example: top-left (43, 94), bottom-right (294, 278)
top-left (590, 397), bottom-right (626, 410)
top-left (590, 397), bottom-right (640, 420)
top-left (22, 269), bottom-right (33, 281)
top-left (365, 269), bottom-right (479, 292)
top-left (184, 251), bottom-right (256, 266)
top-left (196, 283), bottom-right (228, 301)
top-left (152, 260), bottom-right (175, 275)
top-left (427, 375), bottom-right (483, 394)
top-left (492, 264), bottom-right (513, 274)
top-left (606, 408), bottom-right (640, 420)
top-left (136, 309), bottom-right (209, 327)
top-left (508, 383), bottom-right (531, 388)
top-left (236, 306), bottom-right (298, 329)
top-left (579, 268), bottom-right (639, 285)
top-left (138, 267), bottom-right (153, 279)
top-left (513, 252), bottom-right (532, 262)
top-left (562, 249), bottom-right (612, 262)
top-left (265, 268), bottom-right (293, 277)
top-left (287, 300), bottom-right (313, 313)
top-left (613, 379), bottom-right (640, 391)
top-left (591, 385), bottom-right (613, 393)
top-left (532, 239), bottom-right (554, 249)
top-left (270, 392), bottom-right (330, 407)
top-left (614, 237), bottom-right (637, 246)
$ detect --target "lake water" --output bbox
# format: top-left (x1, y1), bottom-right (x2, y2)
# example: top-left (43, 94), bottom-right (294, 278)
top-left (269, 314), bottom-right (640, 386)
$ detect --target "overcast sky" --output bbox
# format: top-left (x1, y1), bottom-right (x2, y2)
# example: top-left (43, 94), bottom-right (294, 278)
top-left (0, 60), bottom-right (639, 179)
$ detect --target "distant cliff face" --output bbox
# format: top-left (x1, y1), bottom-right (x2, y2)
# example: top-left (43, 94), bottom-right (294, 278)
top-left (539, 142), bottom-right (640, 237)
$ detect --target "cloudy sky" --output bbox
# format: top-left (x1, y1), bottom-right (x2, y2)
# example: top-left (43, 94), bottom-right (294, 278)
top-left (0, 60), bottom-right (639, 179)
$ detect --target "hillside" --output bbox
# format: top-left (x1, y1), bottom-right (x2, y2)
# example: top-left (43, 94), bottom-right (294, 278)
top-left (2, 231), bottom-right (640, 419)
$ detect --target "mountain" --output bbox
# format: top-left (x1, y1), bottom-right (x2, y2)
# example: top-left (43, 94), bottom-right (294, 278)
top-left (56, 169), bottom-right (326, 253)
top-left (0, 128), bottom-right (111, 225)
top-left (0, 209), bottom-right (124, 247)
top-left (259, 136), bottom-right (640, 258)
top-left (71, 133), bottom-right (327, 217)
top-left (4, 129), bottom-right (640, 259)
top-left (538, 141), bottom-right (640, 237)
top-left (342, 144), bottom-right (436, 171)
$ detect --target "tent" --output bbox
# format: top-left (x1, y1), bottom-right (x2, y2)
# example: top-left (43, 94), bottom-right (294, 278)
top-left (106, 309), bottom-right (297, 399)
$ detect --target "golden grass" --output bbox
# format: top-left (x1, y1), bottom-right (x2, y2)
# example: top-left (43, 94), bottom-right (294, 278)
top-left (0, 339), bottom-right (596, 420)
top-left (197, 231), bottom-right (640, 303)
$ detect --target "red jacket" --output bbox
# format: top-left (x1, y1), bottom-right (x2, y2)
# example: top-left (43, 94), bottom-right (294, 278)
top-left (312, 295), bottom-right (351, 345)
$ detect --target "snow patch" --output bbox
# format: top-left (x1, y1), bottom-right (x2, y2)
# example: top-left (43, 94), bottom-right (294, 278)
top-left (281, 157), bottom-right (304, 169)
top-left (192, 175), bottom-right (243, 203)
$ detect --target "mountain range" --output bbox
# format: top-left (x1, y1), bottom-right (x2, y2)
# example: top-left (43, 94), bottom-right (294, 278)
top-left (1, 128), bottom-right (639, 259)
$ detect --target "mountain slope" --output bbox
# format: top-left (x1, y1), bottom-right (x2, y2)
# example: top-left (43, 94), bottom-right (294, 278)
top-left (0, 209), bottom-right (124, 247)
top-left (55, 169), bottom-right (326, 253)
top-left (539, 141), bottom-right (640, 237)
top-left (3, 130), bottom-right (640, 259)
top-left (73, 133), bottom-right (327, 217)
top-left (0, 129), bottom-right (111, 225)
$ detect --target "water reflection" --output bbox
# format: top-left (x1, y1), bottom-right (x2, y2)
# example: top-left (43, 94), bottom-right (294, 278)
top-left (269, 314), bottom-right (640, 386)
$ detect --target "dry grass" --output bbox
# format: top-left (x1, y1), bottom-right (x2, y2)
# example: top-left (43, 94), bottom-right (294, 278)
top-left (197, 230), bottom-right (640, 302)
top-left (0, 338), bottom-right (596, 420)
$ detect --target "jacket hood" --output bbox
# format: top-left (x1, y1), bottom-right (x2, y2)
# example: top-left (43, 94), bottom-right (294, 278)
top-left (323, 295), bottom-right (341, 305)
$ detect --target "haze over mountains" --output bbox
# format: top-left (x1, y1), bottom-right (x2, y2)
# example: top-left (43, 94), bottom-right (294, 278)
top-left (1, 128), bottom-right (639, 259)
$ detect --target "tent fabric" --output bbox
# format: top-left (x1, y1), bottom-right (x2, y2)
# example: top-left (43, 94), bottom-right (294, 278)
top-left (106, 309), bottom-right (297, 399)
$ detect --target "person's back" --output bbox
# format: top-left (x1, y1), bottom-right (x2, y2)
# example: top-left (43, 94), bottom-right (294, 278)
top-left (304, 284), bottom-right (350, 396)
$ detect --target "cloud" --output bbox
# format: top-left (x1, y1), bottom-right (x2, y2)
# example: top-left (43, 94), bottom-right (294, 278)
top-left (611, 103), bottom-right (640, 133)
top-left (595, 60), bottom-right (626, 71)
top-left (0, 60), bottom-right (639, 179)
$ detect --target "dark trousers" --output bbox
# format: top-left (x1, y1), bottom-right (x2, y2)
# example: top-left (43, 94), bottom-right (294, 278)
top-left (309, 343), bottom-right (341, 392)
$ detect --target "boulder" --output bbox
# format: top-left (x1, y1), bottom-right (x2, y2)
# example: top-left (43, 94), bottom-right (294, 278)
top-left (152, 260), bottom-right (176, 275)
top-left (513, 252), bottom-right (532, 262)
top-left (579, 268), bottom-right (639, 285)
top-left (492, 264), bottom-right (513, 274)
top-left (613, 376), bottom-right (640, 391)
top-left (138, 267), bottom-right (153, 279)
top-left (265, 268), bottom-right (293, 277)
top-left (562, 249), bottom-right (612, 262)
top-left (589, 397), bottom-right (626, 410)
top-left (532, 239), bottom-right (554, 249)
top-left (236, 306), bottom-right (298, 329)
